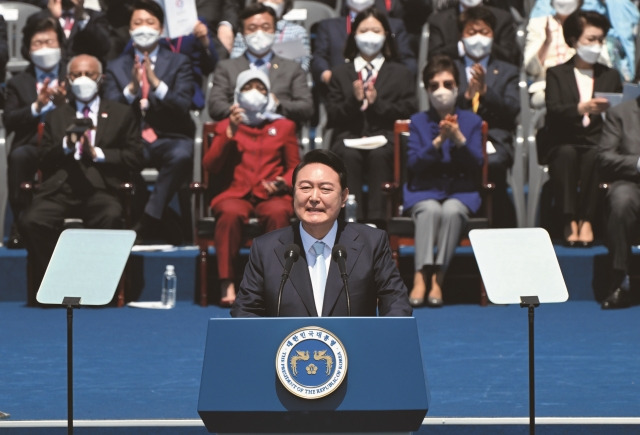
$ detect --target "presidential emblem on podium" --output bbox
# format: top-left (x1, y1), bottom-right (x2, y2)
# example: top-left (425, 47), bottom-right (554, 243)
top-left (276, 326), bottom-right (348, 399)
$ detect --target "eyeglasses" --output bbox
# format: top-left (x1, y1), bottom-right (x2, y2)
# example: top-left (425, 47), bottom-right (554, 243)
top-left (427, 80), bottom-right (456, 92)
top-left (31, 38), bottom-right (58, 49)
top-left (68, 71), bottom-right (101, 81)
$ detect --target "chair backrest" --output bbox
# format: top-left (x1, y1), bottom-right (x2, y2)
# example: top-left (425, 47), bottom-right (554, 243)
top-left (391, 119), bottom-right (491, 219)
top-left (1, 2), bottom-right (42, 78)
top-left (291, 0), bottom-right (337, 36)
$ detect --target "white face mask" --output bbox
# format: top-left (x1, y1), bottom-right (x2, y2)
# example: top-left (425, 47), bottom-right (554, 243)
top-left (347, 0), bottom-right (375, 12)
top-left (71, 75), bottom-right (100, 102)
top-left (238, 89), bottom-right (269, 113)
top-left (31, 47), bottom-right (61, 71)
top-left (244, 30), bottom-right (276, 57)
top-left (576, 42), bottom-right (602, 65)
top-left (460, 0), bottom-right (483, 7)
top-left (355, 32), bottom-right (386, 58)
top-left (552, 0), bottom-right (579, 16)
top-left (130, 26), bottom-right (161, 50)
top-left (462, 34), bottom-right (493, 60)
top-left (429, 87), bottom-right (458, 113)
top-left (262, 1), bottom-right (284, 18)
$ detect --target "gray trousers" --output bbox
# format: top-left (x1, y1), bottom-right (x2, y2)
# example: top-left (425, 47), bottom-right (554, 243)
top-left (411, 198), bottom-right (469, 272)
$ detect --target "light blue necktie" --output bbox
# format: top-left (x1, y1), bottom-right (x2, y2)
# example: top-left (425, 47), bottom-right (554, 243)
top-left (312, 241), bottom-right (326, 316)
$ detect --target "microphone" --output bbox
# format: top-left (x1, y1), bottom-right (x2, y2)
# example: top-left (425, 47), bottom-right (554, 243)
top-left (332, 244), bottom-right (351, 316)
top-left (277, 244), bottom-right (300, 317)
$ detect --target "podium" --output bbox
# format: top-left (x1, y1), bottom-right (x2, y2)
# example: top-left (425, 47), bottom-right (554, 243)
top-left (198, 317), bottom-right (429, 433)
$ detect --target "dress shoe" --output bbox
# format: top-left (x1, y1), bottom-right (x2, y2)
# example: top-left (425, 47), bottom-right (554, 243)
top-left (601, 288), bottom-right (631, 309)
top-left (426, 296), bottom-right (443, 308)
top-left (563, 239), bottom-right (578, 248)
top-left (409, 297), bottom-right (424, 307)
top-left (0, 410), bottom-right (10, 419)
top-left (580, 241), bottom-right (594, 248)
top-left (6, 224), bottom-right (24, 249)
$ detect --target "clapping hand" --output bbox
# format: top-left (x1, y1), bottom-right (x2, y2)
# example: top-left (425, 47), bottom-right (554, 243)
top-left (465, 64), bottom-right (487, 99)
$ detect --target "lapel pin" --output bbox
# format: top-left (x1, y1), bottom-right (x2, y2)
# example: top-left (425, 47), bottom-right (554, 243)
top-left (493, 69), bottom-right (499, 75)
top-left (101, 112), bottom-right (108, 118)
top-left (268, 128), bottom-right (277, 136)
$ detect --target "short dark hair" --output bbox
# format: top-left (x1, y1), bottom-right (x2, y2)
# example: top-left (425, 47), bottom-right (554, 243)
top-left (239, 3), bottom-right (277, 32)
top-left (293, 149), bottom-right (348, 191)
top-left (252, 0), bottom-right (294, 17)
top-left (130, 0), bottom-right (165, 26)
top-left (423, 54), bottom-right (460, 89)
top-left (563, 10), bottom-right (610, 48)
top-left (458, 5), bottom-right (497, 34)
top-left (22, 16), bottom-right (64, 60)
top-left (343, 7), bottom-right (398, 61)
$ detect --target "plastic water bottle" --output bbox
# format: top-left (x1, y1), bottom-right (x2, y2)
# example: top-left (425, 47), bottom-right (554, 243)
top-left (345, 194), bottom-right (358, 222)
top-left (161, 265), bottom-right (177, 308)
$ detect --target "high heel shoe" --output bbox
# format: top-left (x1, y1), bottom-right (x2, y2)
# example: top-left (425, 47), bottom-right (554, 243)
top-left (426, 296), bottom-right (443, 308)
top-left (409, 297), bottom-right (424, 307)
top-left (219, 280), bottom-right (236, 307)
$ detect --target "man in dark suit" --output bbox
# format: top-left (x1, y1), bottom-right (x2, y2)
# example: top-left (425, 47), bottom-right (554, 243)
top-left (3, 17), bottom-right (67, 249)
top-left (26, 0), bottom-right (111, 65)
top-left (207, 3), bottom-right (313, 124)
top-left (103, 0), bottom-right (194, 243)
top-left (597, 98), bottom-right (640, 309)
top-left (231, 149), bottom-right (412, 317)
top-left (428, 0), bottom-right (519, 66)
top-left (19, 53), bottom-right (143, 292)
top-left (311, 0), bottom-right (417, 88)
top-left (454, 6), bottom-right (519, 227)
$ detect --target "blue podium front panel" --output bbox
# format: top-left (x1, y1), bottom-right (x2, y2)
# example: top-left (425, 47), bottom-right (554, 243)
top-left (198, 317), bottom-right (429, 433)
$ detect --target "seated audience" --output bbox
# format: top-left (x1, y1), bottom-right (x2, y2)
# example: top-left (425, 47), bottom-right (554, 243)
top-left (544, 10), bottom-right (621, 246)
top-left (405, 55), bottom-right (483, 308)
top-left (27, 0), bottom-right (111, 65)
top-left (104, 0), bottom-right (194, 244)
top-left (371, 0), bottom-right (432, 56)
top-left (453, 6), bottom-right (519, 228)
top-left (428, 0), bottom-right (520, 66)
top-left (325, 7), bottom-right (416, 224)
top-left (230, 0), bottom-right (310, 72)
top-left (203, 69), bottom-right (300, 307)
top-left (530, 0), bottom-right (639, 81)
top-left (208, 3), bottom-right (313, 125)
top-left (3, 17), bottom-right (67, 249)
top-left (597, 96), bottom-right (640, 309)
top-left (195, 0), bottom-right (240, 60)
top-left (18, 54), bottom-right (143, 294)
top-left (311, 0), bottom-right (417, 89)
top-left (523, 0), bottom-right (584, 108)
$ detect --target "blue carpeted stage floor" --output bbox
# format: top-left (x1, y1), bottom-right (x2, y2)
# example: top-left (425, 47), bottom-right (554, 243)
top-left (1, 300), bottom-right (639, 434)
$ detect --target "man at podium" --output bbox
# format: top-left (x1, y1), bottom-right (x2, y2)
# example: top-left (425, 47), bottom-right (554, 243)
top-left (231, 149), bottom-right (412, 317)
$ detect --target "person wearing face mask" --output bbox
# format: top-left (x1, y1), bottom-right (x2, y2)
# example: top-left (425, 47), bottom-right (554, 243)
top-left (404, 55), bottom-right (483, 308)
top-left (3, 18), bottom-right (68, 250)
top-left (18, 54), bottom-right (143, 301)
top-left (208, 3), bottom-right (313, 125)
top-left (428, 0), bottom-right (520, 66)
top-left (543, 10), bottom-right (621, 247)
top-left (311, 0), bottom-right (416, 89)
top-left (453, 6), bottom-right (519, 228)
top-left (203, 69), bottom-right (300, 306)
top-left (26, 0), bottom-right (111, 66)
top-left (326, 8), bottom-right (416, 226)
top-left (229, 0), bottom-right (311, 72)
top-left (523, 0), bottom-right (593, 108)
top-left (104, 0), bottom-right (195, 245)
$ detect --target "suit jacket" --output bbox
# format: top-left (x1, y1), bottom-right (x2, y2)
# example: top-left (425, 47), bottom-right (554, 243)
top-left (104, 45), bottom-right (195, 138)
top-left (455, 57), bottom-right (519, 162)
top-left (326, 60), bottom-right (416, 145)
top-left (310, 16), bottom-right (417, 84)
top-left (27, 9), bottom-right (111, 64)
top-left (3, 65), bottom-right (66, 150)
top-left (428, 6), bottom-right (520, 66)
top-left (598, 97), bottom-right (640, 183)
top-left (207, 54), bottom-right (313, 123)
top-left (203, 118), bottom-right (300, 209)
top-left (545, 57), bottom-right (622, 148)
top-left (403, 108), bottom-right (484, 213)
top-left (231, 221), bottom-right (412, 317)
top-left (37, 99), bottom-right (143, 195)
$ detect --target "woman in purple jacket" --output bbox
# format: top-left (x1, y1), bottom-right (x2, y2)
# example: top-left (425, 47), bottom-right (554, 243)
top-left (405, 55), bottom-right (484, 308)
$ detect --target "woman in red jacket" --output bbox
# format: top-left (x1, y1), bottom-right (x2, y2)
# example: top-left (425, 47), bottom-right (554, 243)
top-left (203, 69), bottom-right (300, 306)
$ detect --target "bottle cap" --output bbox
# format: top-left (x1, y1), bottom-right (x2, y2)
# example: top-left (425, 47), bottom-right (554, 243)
top-left (166, 265), bottom-right (175, 272)
top-left (347, 194), bottom-right (356, 200)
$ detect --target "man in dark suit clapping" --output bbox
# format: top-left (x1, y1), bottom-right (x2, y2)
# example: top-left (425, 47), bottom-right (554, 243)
top-left (19, 54), bottom-right (143, 291)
